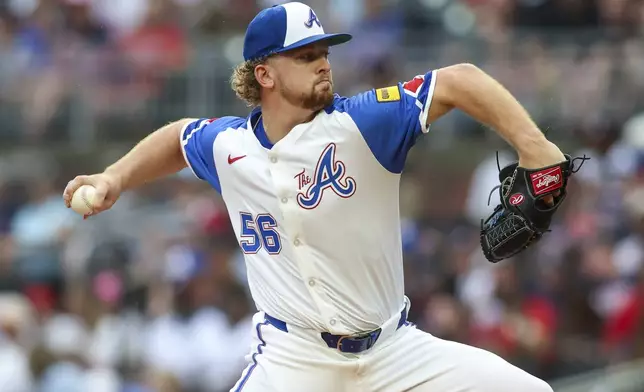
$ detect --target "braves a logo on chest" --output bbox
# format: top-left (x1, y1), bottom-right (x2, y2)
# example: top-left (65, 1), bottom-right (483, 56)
top-left (296, 143), bottom-right (356, 209)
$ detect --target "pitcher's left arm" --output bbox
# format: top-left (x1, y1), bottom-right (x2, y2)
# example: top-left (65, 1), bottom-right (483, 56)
top-left (428, 63), bottom-right (565, 170)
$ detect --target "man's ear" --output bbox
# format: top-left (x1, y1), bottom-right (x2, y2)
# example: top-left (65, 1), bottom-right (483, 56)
top-left (255, 63), bottom-right (275, 89)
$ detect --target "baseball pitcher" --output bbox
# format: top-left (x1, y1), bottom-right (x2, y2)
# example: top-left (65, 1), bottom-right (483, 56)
top-left (64, 2), bottom-right (580, 391)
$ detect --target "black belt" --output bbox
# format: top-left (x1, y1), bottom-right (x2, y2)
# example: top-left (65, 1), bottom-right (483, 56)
top-left (264, 307), bottom-right (408, 354)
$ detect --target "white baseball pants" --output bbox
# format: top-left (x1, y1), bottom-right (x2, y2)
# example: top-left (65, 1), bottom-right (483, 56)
top-left (230, 308), bottom-right (553, 392)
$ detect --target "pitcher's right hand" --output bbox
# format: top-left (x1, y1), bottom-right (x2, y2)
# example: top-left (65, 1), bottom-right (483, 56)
top-left (63, 172), bottom-right (123, 217)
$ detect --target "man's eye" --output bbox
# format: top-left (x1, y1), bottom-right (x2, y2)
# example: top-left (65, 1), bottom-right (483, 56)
top-left (298, 51), bottom-right (329, 61)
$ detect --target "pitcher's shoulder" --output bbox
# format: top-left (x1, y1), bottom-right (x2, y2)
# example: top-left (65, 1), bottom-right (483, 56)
top-left (204, 116), bottom-right (248, 133)
top-left (181, 116), bottom-right (248, 142)
top-left (323, 87), bottom-right (404, 114)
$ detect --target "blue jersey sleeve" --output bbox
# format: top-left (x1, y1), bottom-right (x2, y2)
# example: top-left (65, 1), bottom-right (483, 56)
top-left (180, 118), bottom-right (223, 193)
top-left (337, 70), bottom-right (436, 173)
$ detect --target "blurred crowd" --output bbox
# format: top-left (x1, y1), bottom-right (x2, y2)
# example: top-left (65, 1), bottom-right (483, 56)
top-left (1, 0), bottom-right (644, 391)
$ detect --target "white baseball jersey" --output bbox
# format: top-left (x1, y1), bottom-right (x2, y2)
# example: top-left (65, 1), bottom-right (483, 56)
top-left (180, 73), bottom-right (436, 335)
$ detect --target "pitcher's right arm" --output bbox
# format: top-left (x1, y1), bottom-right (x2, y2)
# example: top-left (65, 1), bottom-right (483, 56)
top-left (63, 118), bottom-right (194, 214)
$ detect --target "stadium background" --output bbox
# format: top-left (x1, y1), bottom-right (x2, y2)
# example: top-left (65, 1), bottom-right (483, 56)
top-left (1, 0), bottom-right (644, 391)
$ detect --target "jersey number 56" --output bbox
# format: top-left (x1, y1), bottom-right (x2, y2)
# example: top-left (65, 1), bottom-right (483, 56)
top-left (239, 212), bottom-right (282, 254)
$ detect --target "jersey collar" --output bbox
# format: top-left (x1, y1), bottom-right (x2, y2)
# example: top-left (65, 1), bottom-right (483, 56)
top-left (247, 98), bottom-right (340, 150)
top-left (248, 107), bottom-right (274, 150)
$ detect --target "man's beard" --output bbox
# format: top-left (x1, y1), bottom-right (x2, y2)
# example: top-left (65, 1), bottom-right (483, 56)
top-left (280, 82), bottom-right (334, 111)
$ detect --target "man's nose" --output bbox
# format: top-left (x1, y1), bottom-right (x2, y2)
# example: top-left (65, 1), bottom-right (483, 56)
top-left (318, 57), bottom-right (331, 73)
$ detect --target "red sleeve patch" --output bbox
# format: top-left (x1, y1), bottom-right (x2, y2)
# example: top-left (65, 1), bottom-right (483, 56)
top-left (403, 76), bottom-right (425, 95)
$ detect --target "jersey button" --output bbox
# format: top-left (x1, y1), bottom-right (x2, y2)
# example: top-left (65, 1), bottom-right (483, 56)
top-left (281, 197), bottom-right (288, 204)
top-left (294, 238), bottom-right (301, 246)
top-left (329, 319), bottom-right (337, 326)
top-left (270, 156), bottom-right (277, 163)
top-left (308, 279), bottom-right (315, 287)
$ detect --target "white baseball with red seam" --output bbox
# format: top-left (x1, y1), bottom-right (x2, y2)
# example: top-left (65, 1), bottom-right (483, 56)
top-left (70, 185), bottom-right (97, 215)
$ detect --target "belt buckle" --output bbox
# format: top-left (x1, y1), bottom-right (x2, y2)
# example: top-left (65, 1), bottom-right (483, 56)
top-left (336, 328), bottom-right (381, 352)
top-left (336, 335), bottom-right (348, 350)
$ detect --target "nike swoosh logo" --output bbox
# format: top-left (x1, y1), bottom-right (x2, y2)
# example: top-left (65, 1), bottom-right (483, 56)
top-left (228, 154), bottom-right (247, 164)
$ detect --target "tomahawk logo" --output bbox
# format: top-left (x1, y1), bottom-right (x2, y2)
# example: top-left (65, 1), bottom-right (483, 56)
top-left (297, 143), bottom-right (356, 209)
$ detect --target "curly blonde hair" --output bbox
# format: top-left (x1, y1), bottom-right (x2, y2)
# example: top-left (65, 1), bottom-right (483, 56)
top-left (230, 57), bottom-right (268, 107)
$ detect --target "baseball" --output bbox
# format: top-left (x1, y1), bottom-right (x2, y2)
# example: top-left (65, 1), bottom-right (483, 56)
top-left (70, 185), bottom-right (97, 215)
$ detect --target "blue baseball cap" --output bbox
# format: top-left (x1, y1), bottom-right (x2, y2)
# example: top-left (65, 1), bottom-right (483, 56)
top-left (243, 2), bottom-right (352, 62)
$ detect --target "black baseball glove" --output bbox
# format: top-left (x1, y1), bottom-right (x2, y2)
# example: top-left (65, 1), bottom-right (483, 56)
top-left (480, 153), bottom-right (588, 263)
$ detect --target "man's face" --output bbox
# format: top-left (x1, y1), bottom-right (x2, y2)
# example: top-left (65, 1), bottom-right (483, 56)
top-left (268, 43), bottom-right (334, 110)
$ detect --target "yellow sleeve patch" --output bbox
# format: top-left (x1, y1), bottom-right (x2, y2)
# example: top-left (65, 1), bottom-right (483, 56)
top-left (375, 86), bottom-right (401, 103)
